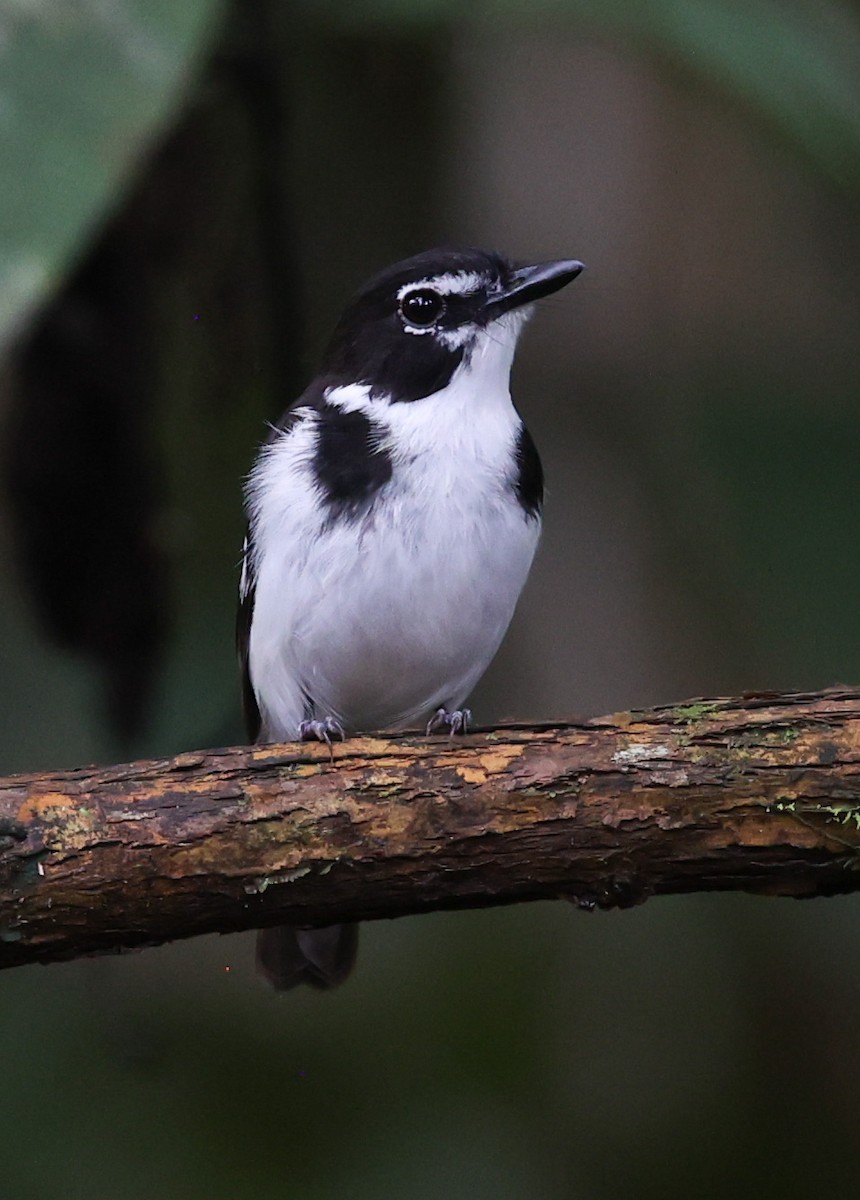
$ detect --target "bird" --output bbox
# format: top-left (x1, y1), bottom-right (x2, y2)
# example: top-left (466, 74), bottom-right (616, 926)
top-left (237, 246), bottom-right (583, 990)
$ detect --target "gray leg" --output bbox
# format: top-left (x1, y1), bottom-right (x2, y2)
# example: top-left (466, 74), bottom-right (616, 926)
top-left (299, 716), bottom-right (345, 746)
top-left (426, 707), bottom-right (472, 736)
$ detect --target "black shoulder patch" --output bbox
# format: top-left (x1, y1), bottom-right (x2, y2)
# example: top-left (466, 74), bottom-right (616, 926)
top-left (236, 536), bottom-right (261, 742)
top-left (314, 403), bottom-right (392, 518)
top-left (513, 423), bottom-right (543, 518)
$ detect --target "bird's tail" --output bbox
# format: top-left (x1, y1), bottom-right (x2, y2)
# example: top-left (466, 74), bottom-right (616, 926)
top-left (256, 923), bottom-right (359, 990)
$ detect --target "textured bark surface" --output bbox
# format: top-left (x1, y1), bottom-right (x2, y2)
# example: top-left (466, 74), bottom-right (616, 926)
top-left (2, 688), bottom-right (860, 970)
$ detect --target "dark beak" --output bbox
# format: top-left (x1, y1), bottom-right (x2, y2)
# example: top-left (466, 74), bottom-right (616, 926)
top-left (485, 258), bottom-right (584, 318)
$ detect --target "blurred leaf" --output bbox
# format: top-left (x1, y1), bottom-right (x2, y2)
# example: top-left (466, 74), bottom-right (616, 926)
top-left (0, 0), bottom-right (223, 351)
top-left (298, 0), bottom-right (860, 192)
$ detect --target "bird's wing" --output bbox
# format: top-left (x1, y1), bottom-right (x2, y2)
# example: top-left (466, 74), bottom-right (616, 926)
top-left (236, 397), bottom-right (318, 744)
top-left (236, 531), bottom-right (261, 742)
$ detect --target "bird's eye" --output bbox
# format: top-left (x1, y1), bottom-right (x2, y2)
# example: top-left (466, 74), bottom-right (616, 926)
top-left (399, 288), bottom-right (445, 328)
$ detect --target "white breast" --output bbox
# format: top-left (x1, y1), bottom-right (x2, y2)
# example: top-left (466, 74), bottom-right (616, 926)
top-left (246, 320), bottom-right (540, 739)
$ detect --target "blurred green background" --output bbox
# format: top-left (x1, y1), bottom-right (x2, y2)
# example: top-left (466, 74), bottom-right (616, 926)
top-left (1, 2), bottom-right (859, 1197)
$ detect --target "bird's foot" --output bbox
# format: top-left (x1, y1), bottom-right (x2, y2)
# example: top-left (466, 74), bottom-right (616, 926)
top-left (426, 707), bottom-right (472, 736)
top-left (299, 717), bottom-right (346, 749)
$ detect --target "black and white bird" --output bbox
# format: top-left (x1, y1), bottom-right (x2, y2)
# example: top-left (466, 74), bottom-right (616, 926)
top-left (238, 246), bottom-right (583, 990)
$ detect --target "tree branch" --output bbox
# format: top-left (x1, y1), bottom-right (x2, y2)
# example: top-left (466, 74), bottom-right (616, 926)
top-left (2, 687), bottom-right (860, 970)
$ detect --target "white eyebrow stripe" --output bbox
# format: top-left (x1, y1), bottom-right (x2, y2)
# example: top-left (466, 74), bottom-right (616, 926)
top-left (397, 271), bottom-right (486, 300)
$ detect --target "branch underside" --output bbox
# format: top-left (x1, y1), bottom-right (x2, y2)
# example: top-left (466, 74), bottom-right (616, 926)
top-left (2, 688), bottom-right (859, 969)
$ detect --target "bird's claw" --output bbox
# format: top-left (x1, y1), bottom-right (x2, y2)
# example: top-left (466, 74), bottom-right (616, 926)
top-left (299, 717), bottom-right (345, 750)
top-left (426, 707), bottom-right (472, 736)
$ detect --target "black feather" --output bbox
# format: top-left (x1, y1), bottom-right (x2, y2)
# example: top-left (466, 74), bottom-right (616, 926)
top-left (313, 402), bottom-right (392, 518)
top-left (513, 423), bottom-right (544, 518)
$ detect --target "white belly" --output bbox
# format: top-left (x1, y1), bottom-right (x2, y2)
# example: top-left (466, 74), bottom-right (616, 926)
top-left (250, 476), bottom-right (539, 738)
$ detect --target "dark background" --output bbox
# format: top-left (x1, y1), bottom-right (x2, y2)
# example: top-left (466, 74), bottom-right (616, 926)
top-left (1, 3), bottom-right (859, 1197)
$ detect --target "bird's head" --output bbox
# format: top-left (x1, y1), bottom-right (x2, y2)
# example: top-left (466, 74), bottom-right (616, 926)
top-left (320, 247), bottom-right (583, 404)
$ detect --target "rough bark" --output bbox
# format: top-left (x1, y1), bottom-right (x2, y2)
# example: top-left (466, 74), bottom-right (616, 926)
top-left (2, 688), bottom-right (860, 970)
